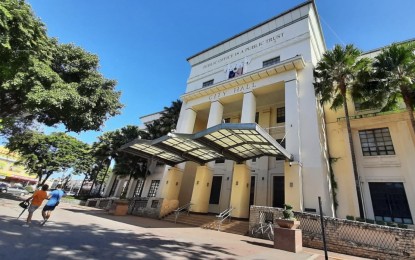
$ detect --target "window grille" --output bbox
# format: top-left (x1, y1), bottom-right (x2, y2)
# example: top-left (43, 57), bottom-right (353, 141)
top-left (147, 180), bottom-right (160, 197)
top-left (277, 107), bottom-right (285, 123)
top-left (133, 179), bottom-right (144, 197)
top-left (263, 56), bottom-right (280, 67)
top-left (359, 128), bottom-right (395, 156)
top-left (202, 79), bottom-right (214, 87)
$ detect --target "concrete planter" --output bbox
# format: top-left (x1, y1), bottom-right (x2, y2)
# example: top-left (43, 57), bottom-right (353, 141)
top-left (275, 219), bottom-right (300, 229)
top-left (274, 219), bottom-right (302, 253)
top-left (109, 199), bottom-right (129, 216)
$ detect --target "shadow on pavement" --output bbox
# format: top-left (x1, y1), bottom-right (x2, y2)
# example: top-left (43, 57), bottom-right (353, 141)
top-left (0, 214), bottom-right (237, 259)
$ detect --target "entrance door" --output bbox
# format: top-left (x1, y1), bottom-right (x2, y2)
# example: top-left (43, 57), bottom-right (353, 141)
top-left (249, 176), bottom-right (256, 206)
top-left (209, 176), bottom-right (223, 205)
top-left (272, 176), bottom-right (284, 208)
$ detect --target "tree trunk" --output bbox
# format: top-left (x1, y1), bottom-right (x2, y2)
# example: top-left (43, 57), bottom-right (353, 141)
top-left (98, 158), bottom-right (111, 195)
top-left (343, 95), bottom-right (365, 219)
top-left (77, 174), bottom-right (88, 196)
top-left (402, 92), bottom-right (415, 141)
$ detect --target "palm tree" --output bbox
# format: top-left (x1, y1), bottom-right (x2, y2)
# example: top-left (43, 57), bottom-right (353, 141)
top-left (359, 43), bottom-right (415, 135)
top-left (160, 99), bottom-right (182, 133)
top-left (145, 99), bottom-right (182, 139)
top-left (314, 44), bottom-right (371, 219)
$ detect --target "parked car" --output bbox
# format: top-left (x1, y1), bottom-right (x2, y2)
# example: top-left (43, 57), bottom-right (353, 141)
top-left (0, 183), bottom-right (8, 193)
top-left (7, 186), bottom-right (29, 196)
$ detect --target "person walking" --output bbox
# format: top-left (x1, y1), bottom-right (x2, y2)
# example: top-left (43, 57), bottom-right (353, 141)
top-left (41, 184), bottom-right (64, 225)
top-left (22, 184), bottom-right (49, 227)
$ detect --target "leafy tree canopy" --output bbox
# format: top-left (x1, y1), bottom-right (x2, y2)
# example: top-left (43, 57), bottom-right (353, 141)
top-left (0, 0), bottom-right (123, 135)
top-left (6, 130), bottom-right (90, 185)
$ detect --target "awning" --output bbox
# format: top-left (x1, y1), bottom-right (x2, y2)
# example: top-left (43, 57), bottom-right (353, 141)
top-left (120, 123), bottom-right (293, 166)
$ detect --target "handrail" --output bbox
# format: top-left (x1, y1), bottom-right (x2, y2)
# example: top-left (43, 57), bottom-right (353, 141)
top-left (216, 207), bottom-right (235, 231)
top-left (174, 202), bottom-right (192, 223)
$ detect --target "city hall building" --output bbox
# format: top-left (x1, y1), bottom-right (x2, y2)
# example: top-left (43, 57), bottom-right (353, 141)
top-left (107, 1), bottom-right (414, 226)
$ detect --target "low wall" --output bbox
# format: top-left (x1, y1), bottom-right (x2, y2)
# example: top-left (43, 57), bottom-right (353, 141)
top-left (250, 206), bottom-right (415, 260)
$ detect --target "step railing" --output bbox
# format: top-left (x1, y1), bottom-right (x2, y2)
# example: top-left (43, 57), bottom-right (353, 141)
top-left (174, 202), bottom-right (193, 223)
top-left (216, 207), bottom-right (235, 231)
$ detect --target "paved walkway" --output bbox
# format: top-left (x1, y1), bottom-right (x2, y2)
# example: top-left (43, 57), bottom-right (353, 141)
top-left (0, 195), bottom-right (369, 259)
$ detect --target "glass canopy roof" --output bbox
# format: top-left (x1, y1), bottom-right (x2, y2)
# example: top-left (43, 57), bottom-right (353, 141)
top-left (119, 123), bottom-right (293, 166)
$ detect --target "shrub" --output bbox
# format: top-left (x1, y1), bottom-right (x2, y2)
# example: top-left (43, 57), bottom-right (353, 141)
top-left (282, 204), bottom-right (295, 220)
top-left (398, 223), bottom-right (408, 229)
top-left (356, 217), bottom-right (365, 222)
top-left (346, 215), bottom-right (355, 221)
top-left (376, 220), bottom-right (386, 225)
top-left (387, 222), bottom-right (398, 227)
top-left (365, 219), bottom-right (375, 224)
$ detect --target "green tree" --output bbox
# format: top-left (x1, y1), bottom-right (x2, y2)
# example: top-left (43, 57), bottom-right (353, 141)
top-left (314, 44), bottom-right (371, 218)
top-left (358, 43), bottom-right (415, 135)
top-left (0, 0), bottom-right (122, 136)
top-left (6, 130), bottom-right (89, 185)
top-left (92, 126), bottom-right (149, 196)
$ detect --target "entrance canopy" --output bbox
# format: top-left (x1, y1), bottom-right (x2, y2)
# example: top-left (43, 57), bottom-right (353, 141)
top-left (120, 123), bottom-right (293, 166)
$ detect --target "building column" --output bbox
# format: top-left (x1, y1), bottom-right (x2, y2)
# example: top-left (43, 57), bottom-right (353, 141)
top-left (160, 167), bottom-right (184, 200)
top-left (103, 172), bottom-right (117, 197)
top-left (177, 107), bottom-right (197, 134)
top-left (241, 91), bottom-right (256, 123)
top-left (284, 78), bottom-right (303, 211)
top-left (207, 101), bottom-right (224, 128)
top-left (189, 165), bottom-right (213, 213)
top-left (230, 163), bottom-right (251, 218)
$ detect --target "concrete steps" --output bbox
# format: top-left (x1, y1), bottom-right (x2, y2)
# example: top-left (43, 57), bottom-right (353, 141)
top-left (162, 213), bottom-right (249, 236)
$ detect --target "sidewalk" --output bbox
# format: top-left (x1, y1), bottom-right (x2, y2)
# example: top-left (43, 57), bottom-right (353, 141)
top-left (0, 196), bottom-right (369, 259)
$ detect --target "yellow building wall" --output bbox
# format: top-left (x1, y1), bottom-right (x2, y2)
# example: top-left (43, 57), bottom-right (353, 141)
top-left (325, 100), bottom-right (415, 221)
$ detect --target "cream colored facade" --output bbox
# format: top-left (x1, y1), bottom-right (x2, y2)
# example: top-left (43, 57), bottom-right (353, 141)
top-left (162, 1), bottom-right (334, 219)
top-left (112, 1), bottom-right (414, 225)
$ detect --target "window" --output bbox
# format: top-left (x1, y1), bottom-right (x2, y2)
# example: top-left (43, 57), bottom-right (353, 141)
top-left (147, 180), bottom-right (160, 197)
top-left (263, 56), bottom-right (280, 68)
top-left (133, 179), bottom-right (144, 197)
top-left (359, 128), bottom-right (395, 156)
top-left (202, 79), bottom-right (214, 87)
top-left (223, 118), bottom-right (231, 123)
top-left (276, 107), bottom-right (285, 123)
top-left (255, 112), bottom-right (259, 123)
top-left (215, 158), bottom-right (225, 164)
top-left (369, 182), bottom-right (413, 224)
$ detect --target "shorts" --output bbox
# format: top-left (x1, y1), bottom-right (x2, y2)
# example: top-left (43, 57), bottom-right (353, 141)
top-left (42, 205), bottom-right (56, 212)
top-left (28, 205), bottom-right (39, 213)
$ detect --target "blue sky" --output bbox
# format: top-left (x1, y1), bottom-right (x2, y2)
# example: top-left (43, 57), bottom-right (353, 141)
top-left (26, 0), bottom-right (414, 145)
